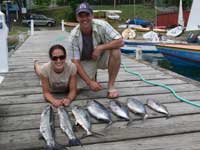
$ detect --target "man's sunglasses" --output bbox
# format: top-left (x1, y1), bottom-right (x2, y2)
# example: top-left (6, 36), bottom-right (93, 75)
top-left (51, 55), bottom-right (66, 61)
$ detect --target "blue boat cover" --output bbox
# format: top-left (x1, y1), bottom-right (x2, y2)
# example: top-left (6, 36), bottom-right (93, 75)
top-left (128, 18), bottom-right (151, 27)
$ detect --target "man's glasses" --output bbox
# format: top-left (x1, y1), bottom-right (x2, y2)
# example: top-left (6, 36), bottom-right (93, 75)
top-left (51, 55), bottom-right (66, 61)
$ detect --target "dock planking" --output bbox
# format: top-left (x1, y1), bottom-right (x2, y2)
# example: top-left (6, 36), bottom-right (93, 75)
top-left (1, 31), bottom-right (200, 150)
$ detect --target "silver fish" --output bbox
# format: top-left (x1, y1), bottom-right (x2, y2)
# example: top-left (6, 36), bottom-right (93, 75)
top-left (109, 100), bottom-right (129, 121)
top-left (127, 98), bottom-right (148, 119)
top-left (87, 100), bottom-right (112, 125)
top-left (57, 106), bottom-right (81, 146)
top-left (72, 106), bottom-right (92, 136)
top-left (40, 105), bottom-right (64, 150)
top-left (147, 98), bottom-right (170, 117)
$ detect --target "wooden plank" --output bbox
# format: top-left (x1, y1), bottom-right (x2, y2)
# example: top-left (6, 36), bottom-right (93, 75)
top-left (0, 83), bottom-right (199, 97)
top-left (1, 114), bottom-right (200, 150)
top-left (0, 90), bottom-right (200, 106)
top-left (0, 78), bottom-right (186, 89)
top-left (1, 69), bottom-right (164, 81)
top-left (69, 132), bottom-right (200, 150)
top-left (2, 99), bottom-right (200, 132)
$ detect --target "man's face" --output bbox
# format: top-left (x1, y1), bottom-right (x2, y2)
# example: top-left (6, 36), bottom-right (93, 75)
top-left (76, 12), bottom-right (93, 30)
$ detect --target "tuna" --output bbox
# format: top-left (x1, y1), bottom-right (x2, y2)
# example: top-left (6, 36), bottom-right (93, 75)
top-left (109, 100), bottom-right (130, 121)
top-left (57, 106), bottom-right (81, 146)
top-left (71, 106), bottom-right (92, 136)
top-left (146, 98), bottom-right (170, 118)
top-left (39, 105), bottom-right (64, 150)
top-left (127, 98), bottom-right (148, 120)
top-left (87, 100), bottom-right (112, 127)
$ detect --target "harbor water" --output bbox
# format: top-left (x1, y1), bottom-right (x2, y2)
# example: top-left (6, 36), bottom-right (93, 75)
top-left (127, 52), bottom-right (200, 82)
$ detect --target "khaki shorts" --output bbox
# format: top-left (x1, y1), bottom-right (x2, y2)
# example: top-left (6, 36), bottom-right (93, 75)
top-left (77, 51), bottom-right (109, 89)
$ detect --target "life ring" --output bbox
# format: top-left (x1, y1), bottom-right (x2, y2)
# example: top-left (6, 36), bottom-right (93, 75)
top-left (122, 28), bottom-right (136, 39)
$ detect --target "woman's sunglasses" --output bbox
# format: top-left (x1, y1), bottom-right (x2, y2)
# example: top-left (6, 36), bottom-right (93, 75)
top-left (51, 55), bottom-right (66, 61)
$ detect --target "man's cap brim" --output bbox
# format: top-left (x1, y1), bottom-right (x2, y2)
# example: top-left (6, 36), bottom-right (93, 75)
top-left (76, 9), bottom-right (92, 15)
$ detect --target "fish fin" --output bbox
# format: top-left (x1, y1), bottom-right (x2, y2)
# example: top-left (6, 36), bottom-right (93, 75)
top-left (166, 113), bottom-right (171, 119)
top-left (68, 138), bottom-right (82, 146)
top-left (92, 131), bottom-right (105, 137)
top-left (45, 145), bottom-right (54, 150)
top-left (126, 120), bottom-right (133, 126)
top-left (72, 124), bottom-right (78, 132)
top-left (143, 114), bottom-right (148, 120)
top-left (126, 118), bottom-right (134, 126)
top-left (80, 131), bottom-right (104, 140)
top-left (104, 121), bottom-right (113, 129)
top-left (54, 143), bottom-right (66, 150)
top-left (38, 133), bottom-right (44, 140)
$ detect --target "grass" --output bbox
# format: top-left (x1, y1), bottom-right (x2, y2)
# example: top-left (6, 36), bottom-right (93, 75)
top-left (9, 4), bottom-right (156, 35)
top-left (9, 4), bottom-right (195, 45)
top-left (9, 24), bottom-right (29, 35)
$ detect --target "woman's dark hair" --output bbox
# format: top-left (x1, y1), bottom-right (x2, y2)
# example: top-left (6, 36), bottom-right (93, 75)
top-left (49, 44), bottom-right (66, 59)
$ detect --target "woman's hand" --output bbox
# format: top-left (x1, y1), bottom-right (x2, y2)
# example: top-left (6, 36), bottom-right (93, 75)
top-left (62, 97), bottom-right (72, 107)
top-left (52, 100), bottom-right (63, 108)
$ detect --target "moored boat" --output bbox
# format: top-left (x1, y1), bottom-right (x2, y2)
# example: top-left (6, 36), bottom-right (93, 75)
top-left (156, 0), bottom-right (200, 67)
top-left (156, 44), bottom-right (200, 67)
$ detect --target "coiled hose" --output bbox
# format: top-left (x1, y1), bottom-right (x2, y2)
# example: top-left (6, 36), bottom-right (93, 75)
top-left (121, 62), bottom-right (200, 107)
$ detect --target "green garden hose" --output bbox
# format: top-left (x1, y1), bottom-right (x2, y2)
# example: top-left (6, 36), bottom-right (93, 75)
top-left (121, 62), bottom-right (200, 107)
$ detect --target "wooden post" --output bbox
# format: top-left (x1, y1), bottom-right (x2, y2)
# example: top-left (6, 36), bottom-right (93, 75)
top-left (0, 11), bottom-right (8, 73)
top-left (61, 20), bottom-right (65, 31)
top-left (31, 19), bottom-right (34, 35)
top-left (136, 47), bottom-right (142, 60)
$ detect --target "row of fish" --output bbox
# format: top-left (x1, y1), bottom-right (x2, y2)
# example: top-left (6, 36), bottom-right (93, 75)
top-left (39, 98), bottom-right (170, 149)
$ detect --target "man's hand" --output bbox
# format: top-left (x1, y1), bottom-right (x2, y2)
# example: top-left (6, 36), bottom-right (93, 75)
top-left (52, 100), bottom-right (63, 108)
top-left (92, 45), bottom-right (103, 60)
top-left (88, 80), bottom-right (102, 91)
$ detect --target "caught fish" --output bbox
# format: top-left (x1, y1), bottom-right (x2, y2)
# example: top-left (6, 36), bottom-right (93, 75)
top-left (39, 105), bottom-right (64, 150)
top-left (109, 100), bottom-right (129, 121)
top-left (57, 106), bottom-right (81, 146)
top-left (146, 98), bottom-right (170, 117)
top-left (87, 100), bottom-right (112, 126)
top-left (127, 98), bottom-right (148, 120)
top-left (72, 105), bottom-right (92, 136)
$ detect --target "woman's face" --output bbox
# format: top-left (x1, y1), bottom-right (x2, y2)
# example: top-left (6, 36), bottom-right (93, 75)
top-left (51, 48), bottom-right (66, 73)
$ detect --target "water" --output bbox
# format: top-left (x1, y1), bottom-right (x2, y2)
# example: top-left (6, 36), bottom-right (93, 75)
top-left (128, 53), bottom-right (200, 82)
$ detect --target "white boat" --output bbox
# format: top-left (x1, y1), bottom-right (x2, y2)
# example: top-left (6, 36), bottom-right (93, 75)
top-left (166, 26), bottom-right (184, 37)
top-left (157, 0), bottom-right (200, 67)
top-left (143, 31), bottom-right (159, 42)
top-left (166, 0), bottom-right (185, 37)
top-left (106, 12), bottom-right (120, 20)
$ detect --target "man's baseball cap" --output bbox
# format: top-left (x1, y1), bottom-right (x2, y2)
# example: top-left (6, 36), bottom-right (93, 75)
top-left (76, 2), bottom-right (93, 15)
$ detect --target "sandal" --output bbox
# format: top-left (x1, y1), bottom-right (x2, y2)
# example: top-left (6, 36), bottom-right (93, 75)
top-left (107, 88), bottom-right (119, 99)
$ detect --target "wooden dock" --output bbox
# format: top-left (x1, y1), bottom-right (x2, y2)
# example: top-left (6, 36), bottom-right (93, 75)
top-left (1, 30), bottom-right (200, 150)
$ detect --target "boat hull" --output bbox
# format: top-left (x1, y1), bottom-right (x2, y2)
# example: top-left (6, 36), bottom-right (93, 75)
top-left (157, 44), bottom-right (200, 67)
top-left (122, 40), bottom-right (158, 54)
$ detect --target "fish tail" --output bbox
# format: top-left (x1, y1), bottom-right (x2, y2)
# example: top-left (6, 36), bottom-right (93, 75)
top-left (80, 131), bottom-right (104, 140)
top-left (68, 138), bottom-right (82, 146)
top-left (126, 118), bottom-right (134, 126)
top-left (166, 113), bottom-right (171, 119)
top-left (143, 114), bottom-right (148, 120)
top-left (54, 143), bottom-right (66, 150)
top-left (92, 131), bottom-right (105, 137)
top-left (104, 121), bottom-right (113, 129)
